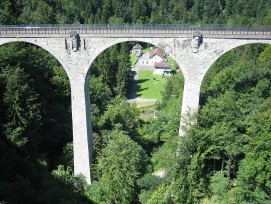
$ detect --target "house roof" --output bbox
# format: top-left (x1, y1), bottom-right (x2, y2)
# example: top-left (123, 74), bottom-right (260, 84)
top-left (149, 48), bottom-right (166, 58)
top-left (154, 61), bottom-right (171, 68)
top-left (131, 44), bottom-right (142, 50)
top-left (139, 53), bottom-right (149, 60)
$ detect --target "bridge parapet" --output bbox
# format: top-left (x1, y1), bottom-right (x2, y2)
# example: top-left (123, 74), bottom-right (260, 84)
top-left (0, 24), bottom-right (270, 39)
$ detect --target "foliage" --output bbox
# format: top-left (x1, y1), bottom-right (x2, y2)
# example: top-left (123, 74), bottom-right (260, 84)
top-left (172, 44), bottom-right (271, 203)
top-left (0, 66), bottom-right (41, 150)
top-left (98, 97), bottom-right (142, 139)
top-left (88, 130), bottom-right (148, 203)
top-left (137, 174), bottom-right (165, 203)
top-left (209, 171), bottom-right (231, 197)
top-left (2, 0), bottom-right (271, 25)
top-left (90, 43), bottom-right (133, 98)
top-left (146, 184), bottom-right (172, 204)
top-left (0, 42), bottom-right (87, 203)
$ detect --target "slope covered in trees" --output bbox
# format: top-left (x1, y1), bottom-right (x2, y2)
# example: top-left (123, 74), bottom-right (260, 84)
top-left (1, 0), bottom-right (271, 203)
top-left (1, 0), bottom-right (271, 25)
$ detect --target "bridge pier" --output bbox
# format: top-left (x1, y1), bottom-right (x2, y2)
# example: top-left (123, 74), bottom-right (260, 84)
top-left (179, 77), bottom-right (202, 136)
top-left (70, 70), bottom-right (93, 184)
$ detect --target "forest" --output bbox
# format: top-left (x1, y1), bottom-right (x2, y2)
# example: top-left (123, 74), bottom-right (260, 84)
top-left (0, 0), bottom-right (271, 203)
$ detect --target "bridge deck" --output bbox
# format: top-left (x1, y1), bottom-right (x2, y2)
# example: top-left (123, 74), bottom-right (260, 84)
top-left (0, 25), bottom-right (270, 39)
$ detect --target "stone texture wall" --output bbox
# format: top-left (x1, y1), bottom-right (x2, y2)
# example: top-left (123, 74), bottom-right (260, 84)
top-left (0, 36), bottom-right (270, 184)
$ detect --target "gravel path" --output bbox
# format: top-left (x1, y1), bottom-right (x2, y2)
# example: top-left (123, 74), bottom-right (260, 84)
top-left (128, 97), bottom-right (156, 103)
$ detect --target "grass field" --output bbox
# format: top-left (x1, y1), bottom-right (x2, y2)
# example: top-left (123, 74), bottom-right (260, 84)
top-left (130, 55), bottom-right (139, 67)
top-left (137, 70), bottom-right (166, 99)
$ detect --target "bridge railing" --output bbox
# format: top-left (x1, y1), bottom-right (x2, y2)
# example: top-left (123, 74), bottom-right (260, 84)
top-left (0, 24), bottom-right (270, 36)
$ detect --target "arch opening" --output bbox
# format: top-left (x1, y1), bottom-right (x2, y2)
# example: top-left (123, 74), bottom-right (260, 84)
top-left (0, 41), bottom-right (73, 174)
top-left (85, 40), bottom-right (185, 203)
top-left (87, 40), bottom-right (184, 138)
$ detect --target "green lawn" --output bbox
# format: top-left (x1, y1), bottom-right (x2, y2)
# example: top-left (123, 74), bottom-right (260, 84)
top-left (130, 55), bottom-right (139, 67)
top-left (137, 70), bottom-right (166, 99)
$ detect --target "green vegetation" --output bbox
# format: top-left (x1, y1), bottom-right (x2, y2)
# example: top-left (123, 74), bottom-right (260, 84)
top-left (138, 103), bottom-right (157, 121)
top-left (137, 70), bottom-right (167, 99)
top-left (130, 55), bottom-right (139, 67)
top-left (167, 56), bottom-right (179, 71)
top-left (1, 1), bottom-right (271, 204)
top-left (2, 0), bottom-right (271, 25)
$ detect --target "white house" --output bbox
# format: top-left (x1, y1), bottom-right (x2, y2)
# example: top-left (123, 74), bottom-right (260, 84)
top-left (130, 44), bottom-right (143, 56)
top-left (140, 47), bottom-right (167, 65)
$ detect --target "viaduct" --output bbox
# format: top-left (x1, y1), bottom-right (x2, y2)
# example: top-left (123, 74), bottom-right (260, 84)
top-left (0, 24), bottom-right (270, 184)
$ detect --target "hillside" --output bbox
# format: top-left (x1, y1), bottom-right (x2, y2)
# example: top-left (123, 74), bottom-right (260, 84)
top-left (1, 0), bottom-right (271, 25)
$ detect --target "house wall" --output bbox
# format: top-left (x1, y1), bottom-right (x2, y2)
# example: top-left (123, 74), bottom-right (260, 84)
top-left (131, 49), bottom-right (142, 56)
top-left (150, 54), bottom-right (164, 64)
top-left (154, 67), bottom-right (171, 74)
top-left (139, 54), bottom-right (164, 65)
top-left (154, 69), bottom-right (164, 74)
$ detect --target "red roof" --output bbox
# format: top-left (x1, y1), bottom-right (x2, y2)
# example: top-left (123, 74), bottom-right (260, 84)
top-left (154, 61), bottom-right (171, 68)
top-left (149, 48), bottom-right (166, 58)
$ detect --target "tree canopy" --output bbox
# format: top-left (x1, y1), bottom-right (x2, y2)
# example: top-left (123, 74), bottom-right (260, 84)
top-left (2, 0), bottom-right (271, 25)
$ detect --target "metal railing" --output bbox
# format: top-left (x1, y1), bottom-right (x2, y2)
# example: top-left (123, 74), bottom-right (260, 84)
top-left (0, 24), bottom-right (270, 37)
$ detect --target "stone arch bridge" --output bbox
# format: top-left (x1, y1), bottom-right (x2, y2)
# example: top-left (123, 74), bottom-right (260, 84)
top-left (0, 25), bottom-right (270, 184)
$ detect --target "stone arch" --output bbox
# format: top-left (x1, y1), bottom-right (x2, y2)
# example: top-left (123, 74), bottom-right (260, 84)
top-left (200, 39), bottom-right (271, 85)
top-left (173, 38), bottom-right (271, 136)
top-left (0, 40), bottom-right (74, 174)
top-left (199, 41), bottom-right (271, 107)
top-left (84, 37), bottom-right (186, 77)
top-left (86, 37), bottom-right (186, 154)
top-left (0, 38), bottom-right (72, 81)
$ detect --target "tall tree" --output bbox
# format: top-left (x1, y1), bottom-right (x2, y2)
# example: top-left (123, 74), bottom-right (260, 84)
top-left (0, 66), bottom-right (41, 153)
top-left (88, 130), bottom-right (148, 203)
top-left (116, 43), bottom-right (132, 97)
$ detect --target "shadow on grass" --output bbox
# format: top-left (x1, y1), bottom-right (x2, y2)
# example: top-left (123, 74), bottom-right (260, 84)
top-left (128, 78), bottom-right (149, 99)
top-left (136, 79), bottom-right (149, 97)
top-left (131, 70), bottom-right (137, 77)
top-left (137, 79), bottom-right (149, 86)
